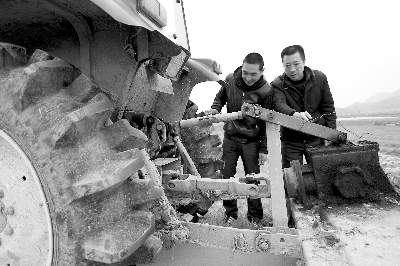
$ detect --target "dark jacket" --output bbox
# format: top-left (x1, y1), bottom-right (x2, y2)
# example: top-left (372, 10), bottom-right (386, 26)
top-left (271, 66), bottom-right (336, 143)
top-left (211, 67), bottom-right (273, 153)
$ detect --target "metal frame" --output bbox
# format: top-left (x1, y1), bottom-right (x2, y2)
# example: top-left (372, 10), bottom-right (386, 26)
top-left (184, 222), bottom-right (301, 258)
top-left (159, 103), bottom-right (355, 258)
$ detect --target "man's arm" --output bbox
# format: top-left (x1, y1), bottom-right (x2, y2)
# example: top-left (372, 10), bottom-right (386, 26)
top-left (210, 79), bottom-right (228, 113)
top-left (319, 76), bottom-right (337, 129)
top-left (204, 76), bottom-right (229, 115)
top-left (272, 86), bottom-right (296, 115)
top-left (272, 86), bottom-right (311, 121)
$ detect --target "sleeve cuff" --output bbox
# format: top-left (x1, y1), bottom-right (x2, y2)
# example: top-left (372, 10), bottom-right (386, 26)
top-left (259, 147), bottom-right (268, 154)
top-left (211, 106), bottom-right (221, 112)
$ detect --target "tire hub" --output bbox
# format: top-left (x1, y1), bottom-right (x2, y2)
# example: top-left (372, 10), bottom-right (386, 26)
top-left (0, 130), bottom-right (53, 266)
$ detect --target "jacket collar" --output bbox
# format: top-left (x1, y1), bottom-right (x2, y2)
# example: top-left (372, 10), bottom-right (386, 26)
top-left (234, 66), bottom-right (266, 91)
top-left (281, 66), bottom-right (315, 88)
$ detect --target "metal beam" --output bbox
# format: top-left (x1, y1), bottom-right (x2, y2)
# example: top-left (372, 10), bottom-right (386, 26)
top-left (179, 111), bottom-right (242, 128)
top-left (266, 123), bottom-right (289, 227)
top-left (173, 135), bottom-right (199, 176)
top-left (166, 174), bottom-right (270, 200)
top-left (241, 103), bottom-right (347, 143)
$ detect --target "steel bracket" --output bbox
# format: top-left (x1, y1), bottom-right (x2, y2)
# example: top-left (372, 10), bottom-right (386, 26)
top-left (164, 174), bottom-right (271, 201)
top-left (123, 26), bottom-right (190, 81)
top-left (183, 222), bottom-right (302, 258)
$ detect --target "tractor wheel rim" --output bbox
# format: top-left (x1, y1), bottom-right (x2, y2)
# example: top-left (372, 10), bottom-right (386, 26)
top-left (0, 129), bottom-right (53, 266)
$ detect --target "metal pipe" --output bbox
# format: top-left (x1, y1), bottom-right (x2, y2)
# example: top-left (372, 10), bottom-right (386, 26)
top-left (179, 111), bottom-right (242, 128)
top-left (172, 135), bottom-right (200, 176)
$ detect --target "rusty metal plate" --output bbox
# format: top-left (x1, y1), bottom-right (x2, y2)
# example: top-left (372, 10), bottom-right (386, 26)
top-left (306, 142), bottom-right (396, 201)
top-left (183, 222), bottom-right (301, 258)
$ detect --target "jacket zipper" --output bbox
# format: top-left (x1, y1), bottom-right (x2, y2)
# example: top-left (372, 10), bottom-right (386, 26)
top-left (287, 78), bottom-right (310, 112)
top-left (288, 86), bottom-right (304, 111)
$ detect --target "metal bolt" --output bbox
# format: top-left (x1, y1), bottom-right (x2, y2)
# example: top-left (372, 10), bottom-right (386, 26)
top-left (258, 240), bottom-right (270, 251)
top-left (167, 182), bottom-right (176, 189)
top-left (249, 186), bottom-right (258, 196)
top-left (5, 207), bottom-right (14, 215)
top-left (4, 225), bottom-right (13, 236)
top-left (232, 233), bottom-right (249, 252)
top-left (0, 190), bottom-right (3, 198)
top-left (255, 233), bottom-right (271, 252)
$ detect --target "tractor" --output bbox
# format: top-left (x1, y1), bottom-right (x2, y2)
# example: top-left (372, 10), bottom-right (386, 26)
top-left (0, 1), bottom-right (399, 266)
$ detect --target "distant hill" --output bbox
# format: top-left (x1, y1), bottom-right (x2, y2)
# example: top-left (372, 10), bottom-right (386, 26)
top-left (377, 95), bottom-right (400, 110)
top-left (336, 88), bottom-right (400, 117)
top-left (364, 92), bottom-right (392, 103)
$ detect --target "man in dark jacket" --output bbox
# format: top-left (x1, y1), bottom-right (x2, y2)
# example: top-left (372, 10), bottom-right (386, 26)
top-left (204, 53), bottom-right (273, 226)
top-left (272, 45), bottom-right (337, 168)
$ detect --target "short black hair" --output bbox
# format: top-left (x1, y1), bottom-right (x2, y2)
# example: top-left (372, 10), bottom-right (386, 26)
top-left (281, 45), bottom-right (305, 62)
top-left (243, 53), bottom-right (264, 70)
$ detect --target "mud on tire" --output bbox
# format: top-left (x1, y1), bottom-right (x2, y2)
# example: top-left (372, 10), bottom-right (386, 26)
top-left (0, 46), bottom-right (165, 265)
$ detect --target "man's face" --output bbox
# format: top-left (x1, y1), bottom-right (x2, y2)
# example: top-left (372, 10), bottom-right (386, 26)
top-left (283, 52), bottom-right (305, 81)
top-left (242, 62), bottom-right (263, 86)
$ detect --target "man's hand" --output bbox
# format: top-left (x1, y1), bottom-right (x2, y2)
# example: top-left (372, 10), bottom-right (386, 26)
top-left (293, 111), bottom-right (312, 121)
top-left (258, 153), bottom-right (268, 165)
top-left (203, 109), bottom-right (219, 116)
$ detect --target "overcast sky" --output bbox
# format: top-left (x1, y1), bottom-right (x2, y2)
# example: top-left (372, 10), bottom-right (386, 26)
top-left (183, 0), bottom-right (400, 111)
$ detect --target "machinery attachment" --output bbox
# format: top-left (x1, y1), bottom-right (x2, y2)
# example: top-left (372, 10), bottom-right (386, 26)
top-left (165, 173), bottom-right (271, 202)
top-left (174, 103), bottom-right (396, 207)
top-left (241, 103), bottom-right (397, 202)
top-left (241, 102), bottom-right (347, 143)
top-left (284, 141), bottom-right (397, 203)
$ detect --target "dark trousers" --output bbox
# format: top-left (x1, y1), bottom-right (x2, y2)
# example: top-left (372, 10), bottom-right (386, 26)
top-left (281, 139), bottom-right (324, 168)
top-left (221, 137), bottom-right (263, 220)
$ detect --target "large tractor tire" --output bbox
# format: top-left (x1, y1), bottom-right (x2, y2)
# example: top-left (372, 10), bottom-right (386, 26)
top-left (180, 100), bottom-right (224, 179)
top-left (0, 45), bottom-right (164, 265)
